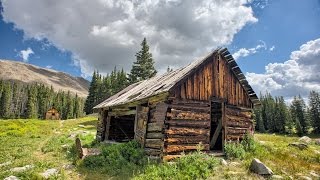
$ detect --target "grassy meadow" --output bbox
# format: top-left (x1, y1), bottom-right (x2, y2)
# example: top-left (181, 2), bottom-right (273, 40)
top-left (0, 116), bottom-right (319, 179)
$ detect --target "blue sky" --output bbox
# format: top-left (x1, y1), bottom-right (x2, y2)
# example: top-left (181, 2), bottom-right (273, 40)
top-left (0, 0), bottom-right (320, 98)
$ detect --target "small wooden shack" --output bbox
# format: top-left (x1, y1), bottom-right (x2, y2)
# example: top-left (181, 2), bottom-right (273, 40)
top-left (94, 48), bottom-right (260, 161)
top-left (45, 107), bottom-right (60, 120)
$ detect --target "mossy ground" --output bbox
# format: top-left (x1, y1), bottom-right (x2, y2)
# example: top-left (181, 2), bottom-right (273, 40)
top-left (0, 117), bottom-right (319, 179)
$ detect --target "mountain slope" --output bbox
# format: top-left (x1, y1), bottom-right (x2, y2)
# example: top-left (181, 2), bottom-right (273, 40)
top-left (0, 59), bottom-right (89, 97)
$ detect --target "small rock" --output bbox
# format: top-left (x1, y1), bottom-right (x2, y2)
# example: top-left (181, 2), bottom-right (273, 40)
top-left (288, 142), bottom-right (308, 150)
top-left (299, 176), bottom-right (312, 180)
top-left (63, 164), bottom-right (75, 170)
top-left (310, 171), bottom-right (320, 178)
top-left (4, 176), bottom-right (19, 180)
top-left (315, 139), bottom-right (320, 145)
top-left (299, 136), bottom-right (312, 144)
top-left (271, 175), bottom-right (284, 179)
top-left (61, 144), bottom-right (69, 149)
top-left (10, 165), bottom-right (34, 172)
top-left (220, 159), bottom-right (228, 166)
top-left (41, 168), bottom-right (59, 179)
top-left (229, 162), bottom-right (241, 166)
top-left (259, 141), bottom-right (266, 145)
top-left (0, 161), bottom-right (12, 167)
top-left (249, 158), bottom-right (273, 175)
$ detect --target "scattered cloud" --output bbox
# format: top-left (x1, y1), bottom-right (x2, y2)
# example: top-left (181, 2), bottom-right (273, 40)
top-left (232, 40), bottom-right (267, 60)
top-left (18, 47), bottom-right (34, 62)
top-left (45, 65), bottom-right (52, 69)
top-left (2, 0), bottom-right (257, 77)
top-left (246, 38), bottom-right (320, 99)
top-left (269, 45), bottom-right (275, 51)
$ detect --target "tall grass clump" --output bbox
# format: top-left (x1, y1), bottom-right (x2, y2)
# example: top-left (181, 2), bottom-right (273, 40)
top-left (135, 151), bottom-right (218, 180)
top-left (81, 140), bottom-right (147, 177)
top-left (224, 134), bottom-right (258, 160)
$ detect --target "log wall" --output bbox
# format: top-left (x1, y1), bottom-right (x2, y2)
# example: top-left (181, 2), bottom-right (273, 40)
top-left (225, 105), bottom-right (253, 142)
top-left (171, 54), bottom-right (253, 108)
top-left (163, 99), bottom-right (211, 161)
top-left (144, 102), bottom-right (167, 158)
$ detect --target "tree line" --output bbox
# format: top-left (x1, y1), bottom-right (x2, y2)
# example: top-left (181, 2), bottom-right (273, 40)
top-left (84, 38), bottom-right (157, 114)
top-left (0, 80), bottom-right (85, 119)
top-left (254, 91), bottom-right (320, 136)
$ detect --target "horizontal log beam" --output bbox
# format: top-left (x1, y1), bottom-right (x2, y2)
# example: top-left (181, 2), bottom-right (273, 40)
top-left (147, 123), bottom-right (163, 132)
top-left (109, 110), bottom-right (136, 116)
top-left (146, 132), bottom-right (164, 139)
top-left (145, 139), bottom-right (163, 149)
top-left (165, 127), bottom-right (210, 136)
top-left (165, 120), bottom-right (210, 128)
top-left (165, 144), bottom-right (209, 153)
top-left (165, 136), bottom-right (209, 144)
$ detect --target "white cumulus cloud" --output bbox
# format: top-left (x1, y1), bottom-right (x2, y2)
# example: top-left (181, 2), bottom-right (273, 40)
top-left (2, 0), bottom-right (257, 77)
top-left (232, 41), bottom-right (267, 60)
top-left (19, 47), bottom-right (34, 62)
top-left (246, 38), bottom-right (320, 99)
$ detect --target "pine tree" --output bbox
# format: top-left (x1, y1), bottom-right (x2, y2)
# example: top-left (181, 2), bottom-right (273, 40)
top-left (0, 82), bottom-right (12, 118)
top-left (309, 91), bottom-right (320, 133)
top-left (84, 70), bottom-right (99, 114)
top-left (26, 86), bottom-right (38, 119)
top-left (254, 107), bottom-right (265, 132)
top-left (291, 95), bottom-right (308, 135)
top-left (128, 38), bottom-right (157, 83)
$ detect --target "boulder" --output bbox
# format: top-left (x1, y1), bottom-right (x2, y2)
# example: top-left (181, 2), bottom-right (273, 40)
top-left (310, 171), bottom-right (320, 178)
top-left (41, 168), bottom-right (59, 179)
top-left (10, 165), bottom-right (34, 172)
top-left (288, 142), bottom-right (308, 150)
top-left (271, 175), bottom-right (284, 179)
top-left (0, 161), bottom-right (12, 167)
top-left (220, 159), bottom-right (228, 166)
top-left (4, 176), bottom-right (19, 180)
top-left (315, 139), bottom-right (320, 145)
top-left (299, 136), bottom-right (312, 144)
top-left (299, 176), bottom-right (312, 180)
top-left (249, 158), bottom-right (273, 175)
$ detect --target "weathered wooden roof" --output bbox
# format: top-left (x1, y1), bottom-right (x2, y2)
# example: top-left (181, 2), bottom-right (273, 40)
top-left (94, 48), bottom-right (259, 109)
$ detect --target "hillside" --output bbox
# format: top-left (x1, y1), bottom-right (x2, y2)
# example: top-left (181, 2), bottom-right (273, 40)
top-left (0, 60), bottom-right (89, 97)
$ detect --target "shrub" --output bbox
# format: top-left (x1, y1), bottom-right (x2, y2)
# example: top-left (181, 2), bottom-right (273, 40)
top-left (224, 142), bottom-right (246, 160)
top-left (135, 151), bottom-right (218, 180)
top-left (82, 140), bottom-right (147, 177)
top-left (241, 134), bottom-right (257, 152)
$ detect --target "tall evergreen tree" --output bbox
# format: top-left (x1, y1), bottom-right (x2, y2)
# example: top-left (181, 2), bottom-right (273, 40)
top-left (128, 38), bottom-right (157, 83)
top-left (0, 82), bottom-right (12, 118)
top-left (291, 95), bottom-right (308, 134)
top-left (26, 86), bottom-right (38, 119)
top-left (309, 91), bottom-right (320, 133)
top-left (84, 70), bottom-right (99, 114)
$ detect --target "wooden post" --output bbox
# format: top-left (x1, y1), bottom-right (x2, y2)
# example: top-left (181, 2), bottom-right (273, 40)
top-left (104, 112), bottom-right (111, 141)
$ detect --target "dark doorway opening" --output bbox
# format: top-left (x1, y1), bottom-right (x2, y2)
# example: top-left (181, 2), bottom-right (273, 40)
top-left (108, 115), bottom-right (135, 142)
top-left (209, 101), bottom-right (223, 151)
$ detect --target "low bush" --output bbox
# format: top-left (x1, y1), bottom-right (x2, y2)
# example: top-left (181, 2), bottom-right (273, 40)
top-left (224, 134), bottom-right (257, 160)
top-left (82, 140), bottom-right (147, 177)
top-left (135, 151), bottom-right (218, 180)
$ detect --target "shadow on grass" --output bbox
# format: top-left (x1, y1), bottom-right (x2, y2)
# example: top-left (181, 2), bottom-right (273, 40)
top-left (79, 120), bottom-right (97, 127)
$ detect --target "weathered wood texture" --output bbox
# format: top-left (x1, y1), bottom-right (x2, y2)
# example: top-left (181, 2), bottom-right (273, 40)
top-left (171, 54), bottom-right (252, 108)
top-left (134, 106), bottom-right (149, 147)
top-left (96, 110), bottom-right (106, 142)
top-left (144, 102), bottom-right (167, 156)
top-left (225, 106), bottom-right (253, 141)
top-left (164, 99), bottom-right (211, 156)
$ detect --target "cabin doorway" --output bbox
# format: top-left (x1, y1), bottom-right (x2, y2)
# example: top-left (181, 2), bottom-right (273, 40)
top-left (209, 100), bottom-right (223, 151)
top-left (108, 115), bottom-right (136, 142)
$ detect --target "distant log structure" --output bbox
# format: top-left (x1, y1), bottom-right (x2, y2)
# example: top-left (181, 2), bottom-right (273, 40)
top-left (94, 48), bottom-right (260, 161)
top-left (45, 107), bottom-right (60, 120)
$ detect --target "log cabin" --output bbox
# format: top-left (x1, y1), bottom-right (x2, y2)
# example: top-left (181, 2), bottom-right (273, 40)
top-left (94, 48), bottom-right (260, 161)
top-left (45, 107), bottom-right (60, 120)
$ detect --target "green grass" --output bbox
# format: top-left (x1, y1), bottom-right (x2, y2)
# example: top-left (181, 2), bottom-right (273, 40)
top-left (0, 117), bottom-right (319, 179)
